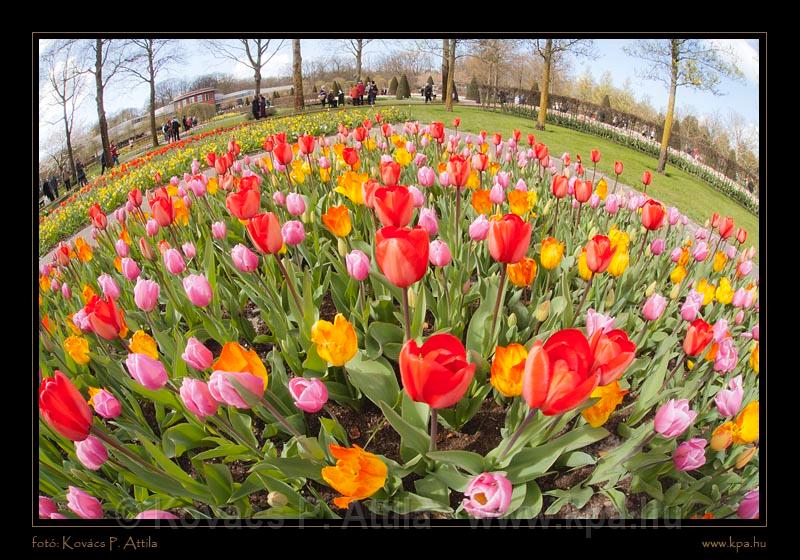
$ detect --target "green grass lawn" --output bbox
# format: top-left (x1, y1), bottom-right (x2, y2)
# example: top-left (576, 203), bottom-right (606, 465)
top-left (395, 103), bottom-right (759, 253)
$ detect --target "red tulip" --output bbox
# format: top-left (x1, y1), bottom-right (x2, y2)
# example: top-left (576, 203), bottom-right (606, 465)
top-left (453, 118), bottom-right (461, 128)
top-left (381, 123), bottom-right (392, 137)
top-left (375, 226), bottom-right (429, 288)
top-left (614, 161), bottom-right (624, 175)
top-left (513, 129), bottom-right (521, 142)
top-left (472, 152), bottom-right (489, 172)
top-left (353, 127), bottom-right (368, 142)
top-left (206, 152), bottom-right (217, 166)
top-left (374, 186), bottom-right (414, 227)
top-left (574, 180), bottom-right (592, 204)
top-left (736, 228), bottom-right (748, 244)
top-left (447, 155), bottom-right (471, 188)
top-left (718, 216), bottom-right (735, 239)
top-left (298, 134), bottom-right (315, 155)
top-left (246, 213), bottom-right (283, 254)
top-left (480, 130), bottom-right (487, 139)
top-left (527, 134), bottom-right (536, 147)
top-left (88, 204), bottom-right (107, 230)
top-left (575, 163), bottom-right (584, 177)
top-left (214, 156), bottom-right (229, 176)
top-left (273, 132), bottom-right (287, 144)
top-left (362, 178), bottom-right (381, 209)
top-left (363, 119), bottom-right (373, 129)
top-left (274, 142), bottom-right (293, 166)
top-left (262, 138), bottom-right (274, 153)
top-left (710, 212), bottom-right (720, 229)
top-left (399, 333), bottom-right (476, 409)
top-left (589, 330), bottom-right (637, 386)
top-left (492, 133), bottom-right (502, 146)
top-left (84, 295), bottom-right (127, 340)
top-left (226, 185), bottom-right (261, 220)
top-left (342, 147), bottom-right (359, 168)
top-left (585, 235), bottom-right (616, 273)
top-left (534, 143), bottom-right (548, 160)
top-left (128, 188), bottom-right (143, 208)
top-left (683, 319), bottom-right (714, 356)
top-left (39, 371), bottom-right (93, 441)
top-left (430, 121), bottom-right (445, 143)
top-left (641, 199), bottom-right (665, 230)
top-left (642, 171), bottom-right (652, 186)
top-left (551, 175), bottom-right (569, 199)
top-left (149, 188), bottom-right (174, 227)
top-left (590, 149), bottom-right (601, 163)
top-left (488, 214), bottom-right (532, 264)
top-left (380, 161), bottom-right (401, 187)
top-left (522, 329), bottom-right (599, 416)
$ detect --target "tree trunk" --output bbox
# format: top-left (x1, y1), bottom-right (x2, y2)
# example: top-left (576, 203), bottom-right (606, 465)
top-left (95, 39), bottom-right (111, 169)
top-left (293, 39), bottom-right (305, 111)
top-left (146, 47), bottom-right (158, 148)
top-left (62, 103), bottom-right (77, 185)
top-left (658, 40), bottom-right (680, 174)
top-left (445, 39), bottom-right (456, 112)
top-left (254, 68), bottom-right (261, 99)
top-left (536, 39), bottom-right (552, 131)
top-left (355, 39), bottom-right (362, 82)
top-left (441, 39), bottom-right (449, 105)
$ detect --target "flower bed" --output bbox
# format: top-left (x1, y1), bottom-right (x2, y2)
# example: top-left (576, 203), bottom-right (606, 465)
top-left (38, 106), bottom-right (411, 255)
top-left (38, 118), bottom-right (760, 521)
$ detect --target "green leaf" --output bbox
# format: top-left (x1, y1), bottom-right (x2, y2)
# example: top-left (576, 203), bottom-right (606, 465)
top-left (253, 457), bottom-right (323, 481)
top-left (369, 491), bottom-right (453, 515)
top-left (466, 275), bottom-right (499, 354)
top-left (414, 474), bottom-right (450, 507)
top-left (601, 487), bottom-right (629, 517)
top-left (377, 400), bottom-right (430, 456)
top-left (192, 444), bottom-right (249, 461)
top-left (227, 409), bottom-right (260, 450)
top-left (502, 483), bottom-right (528, 517)
top-left (511, 481), bottom-right (543, 518)
top-left (544, 486), bottom-right (594, 515)
top-left (203, 463), bottom-right (234, 505)
top-left (426, 450), bottom-right (485, 475)
top-left (629, 350), bottom-right (672, 425)
top-left (409, 284), bottom-right (427, 340)
top-left (345, 351), bottom-right (400, 408)
top-left (161, 423), bottom-right (208, 458)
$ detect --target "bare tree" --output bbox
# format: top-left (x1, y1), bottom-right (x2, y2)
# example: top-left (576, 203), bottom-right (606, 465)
top-left (413, 39), bottom-right (470, 110)
top-left (529, 39), bottom-right (595, 130)
top-left (79, 39), bottom-right (133, 169)
top-left (122, 39), bottom-right (182, 147)
top-left (156, 77), bottom-right (189, 107)
top-left (42, 40), bottom-right (84, 185)
top-left (292, 39), bottom-right (304, 110)
top-left (207, 39), bottom-right (286, 98)
top-left (625, 39), bottom-right (743, 173)
top-left (340, 39), bottom-right (374, 81)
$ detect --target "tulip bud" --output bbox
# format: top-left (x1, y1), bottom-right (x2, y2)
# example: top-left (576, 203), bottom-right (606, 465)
top-left (645, 281), bottom-right (656, 298)
top-left (507, 313), bottom-right (517, 327)
top-left (735, 447), bottom-right (757, 469)
top-left (710, 430), bottom-right (733, 452)
top-left (604, 288), bottom-right (616, 307)
top-left (534, 300), bottom-right (550, 322)
top-left (669, 284), bottom-right (681, 300)
top-left (542, 199), bottom-right (552, 216)
top-left (267, 491), bottom-right (288, 508)
top-left (337, 238), bottom-right (348, 257)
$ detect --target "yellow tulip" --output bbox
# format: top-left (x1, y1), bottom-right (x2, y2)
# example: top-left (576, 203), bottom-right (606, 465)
top-left (712, 251), bottom-right (727, 272)
top-left (582, 381), bottom-right (628, 428)
top-left (490, 343), bottom-right (528, 397)
top-left (540, 237), bottom-right (565, 270)
top-left (394, 147), bottom-right (412, 167)
top-left (578, 249), bottom-right (593, 281)
top-left (311, 314), bottom-right (358, 366)
top-left (81, 284), bottom-right (97, 305)
top-left (335, 171), bottom-right (367, 205)
top-left (508, 190), bottom-right (530, 216)
top-left (715, 277), bottom-right (734, 305)
top-left (749, 342), bottom-right (759, 374)
top-left (670, 265), bottom-right (687, 284)
top-left (595, 178), bottom-right (608, 200)
top-left (507, 257), bottom-right (537, 287)
top-left (64, 336), bottom-right (90, 365)
top-left (733, 401), bottom-right (759, 444)
top-left (696, 279), bottom-right (716, 306)
top-left (607, 250), bottom-right (629, 277)
top-left (129, 330), bottom-right (158, 359)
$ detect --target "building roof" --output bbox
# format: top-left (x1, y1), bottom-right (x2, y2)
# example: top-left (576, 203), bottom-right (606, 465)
top-left (173, 87), bottom-right (217, 103)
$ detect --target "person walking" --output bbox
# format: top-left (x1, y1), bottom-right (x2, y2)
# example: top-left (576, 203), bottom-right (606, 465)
top-left (100, 150), bottom-right (108, 175)
top-left (369, 80), bottom-right (377, 105)
top-left (424, 83), bottom-right (432, 104)
top-left (319, 86), bottom-right (327, 107)
top-left (110, 142), bottom-right (119, 166)
top-left (327, 90), bottom-right (337, 108)
top-left (163, 121), bottom-right (171, 143)
top-left (338, 89), bottom-right (345, 107)
top-left (61, 166), bottom-right (71, 191)
top-left (252, 97), bottom-right (260, 120)
top-left (76, 161), bottom-right (88, 186)
top-left (172, 117), bottom-right (181, 141)
top-left (260, 95), bottom-right (267, 118)
top-left (42, 178), bottom-right (55, 204)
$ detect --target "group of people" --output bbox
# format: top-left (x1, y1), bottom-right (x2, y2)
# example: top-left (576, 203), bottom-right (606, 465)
top-left (251, 95), bottom-right (271, 120)
top-left (162, 115), bottom-right (197, 143)
top-left (319, 86), bottom-right (346, 108)
top-left (99, 142), bottom-right (120, 174)
top-left (421, 83), bottom-right (435, 103)
top-left (40, 160), bottom-right (88, 205)
top-left (348, 80), bottom-right (378, 106)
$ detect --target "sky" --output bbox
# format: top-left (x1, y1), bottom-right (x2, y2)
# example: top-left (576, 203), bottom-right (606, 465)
top-left (37, 38), bottom-right (760, 158)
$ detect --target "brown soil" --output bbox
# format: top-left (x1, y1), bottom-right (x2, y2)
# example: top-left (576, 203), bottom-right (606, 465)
top-left (319, 291), bottom-right (338, 322)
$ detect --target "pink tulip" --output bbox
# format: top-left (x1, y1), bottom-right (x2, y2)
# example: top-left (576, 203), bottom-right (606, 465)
top-left (318, 156), bottom-right (331, 169)
top-left (417, 166), bottom-right (435, 187)
top-left (496, 171), bottom-right (510, 189)
top-left (136, 510), bottom-right (180, 520)
top-left (737, 489), bottom-right (759, 519)
top-left (208, 371), bottom-right (264, 409)
top-left (169, 176), bottom-right (180, 186)
top-left (125, 353), bottom-right (168, 390)
top-left (413, 153), bottom-right (427, 167)
top-left (670, 247), bottom-right (682, 263)
top-left (182, 242), bottom-right (196, 260)
top-left (429, 240), bottom-right (452, 267)
top-left (490, 184), bottom-right (504, 205)
top-left (668, 207), bottom-right (680, 225)
top-left (211, 221), bottom-right (227, 239)
top-left (50, 278), bottom-right (60, 292)
top-left (462, 472), bottom-right (512, 519)
top-left (67, 487), bottom-right (103, 519)
top-left (39, 496), bottom-right (58, 519)
top-left (408, 186), bottom-right (424, 208)
top-left (654, 399), bottom-right (697, 438)
top-left (650, 238), bottom-right (666, 256)
top-left (232, 244), bottom-right (259, 272)
top-left (183, 274), bottom-right (212, 307)
top-left (712, 320), bottom-right (729, 343)
top-left (121, 257), bottom-right (141, 281)
top-left (180, 378), bottom-right (219, 419)
top-left (695, 228), bottom-right (709, 241)
top-left (589, 194), bottom-right (601, 209)
top-left (726, 244), bottom-right (738, 259)
top-left (715, 375), bottom-right (743, 417)
top-left (282, 220), bottom-right (306, 246)
top-left (115, 239), bottom-right (129, 258)
top-left (713, 337), bottom-right (738, 374)
top-left (681, 290), bottom-right (704, 322)
top-left (693, 241), bottom-right (709, 262)
top-left (182, 337), bottom-right (214, 371)
top-left (97, 274), bottom-right (120, 300)
top-left (737, 260), bottom-right (753, 277)
top-left (346, 250), bottom-right (370, 281)
top-left (673, 438), bottom-right (707, 471)
top-left (91, 389), bottom-right (121, 419)
top-left (288, 377), bottom-right (329, 413)
top-left (189, 179), bottom-right (207, 197)
top-left (163, 248), bottom-right (186, 275)
top-left (469, 215), bottom-right (490, 241)
top-left (134, 278), bottom-right (160, 312)
top-left (642, 293), bottom-right (667, 321)
top-left (681, 215), bottom-right (689, 226)
top-left (115, 208), bottom-right (127, 225)
top-left (604, 194), bottom-right (620, 214)
top-left (585, 308), bottom-right (615, 337)
top-left (61, 283), bottom-right (72, 300)
top-left (417, 208), bottom-right (439, 236)
top-left (72, 308), bottom-right (92, 333)
top-left (286, 193), bottom-right (306, 216)
top-left (515, 179), bottom-right (527, 191)
top-left (734, 310), bottom-right (744, 325)
top-left (273, 191), bottom-right (286, 206)
top-left (752, 324), bottom-right (759, 341)
top-left (146, 219), bottom-right (159, 237)
top-left (40, 263), bottom-right (53, 277)
top-left (191, 159), bottom-right (200, 175)
top-left (75, 435), bottom-right (108, 471)
top-left (732, 288), bottom-right (749, 308)
top-left (438, 171), bottom-right (451, 187)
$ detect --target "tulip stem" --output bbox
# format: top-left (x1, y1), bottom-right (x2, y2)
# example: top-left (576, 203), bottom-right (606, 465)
top-left (210, 414), bottom-right (262, 456)
top-left (639, 230), bottom-right (649, 261)
top-left (550, 199), bottom-right (559, 236)
top-left (612, 174), bottom-right (619, 194)
top-left (90, 426), bottom-right (163, 477)
top-left (662, 355), bottom-right (685, 390)
top-left (490, 264), bottom-right (508, 346)
top-left (429, 408), bottom-right (438, 452)
top-left (499, 408), bottom-right (537, 461)
top-left (402, 287), bottom-right (412, 342)
top-left (274, 254), bottom-right (304, 319)
top-left (576, 276), bottom-right (593, 319)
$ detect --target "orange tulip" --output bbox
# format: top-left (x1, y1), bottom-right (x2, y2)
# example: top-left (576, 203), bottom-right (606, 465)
top-left (322, 444), bottom-right (387, 509)
top-left (322, 206), bottom-right (352, 237)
